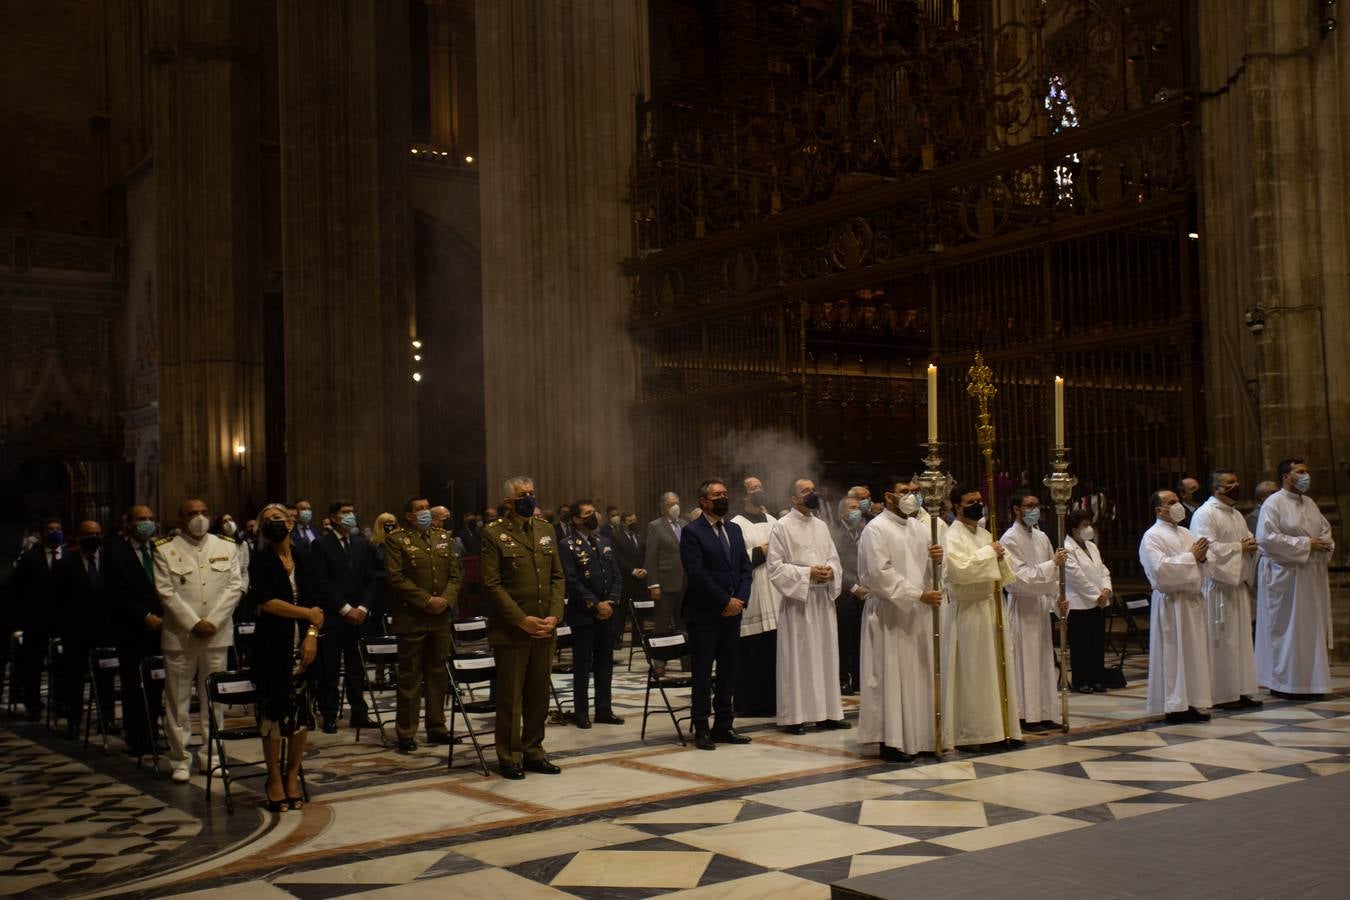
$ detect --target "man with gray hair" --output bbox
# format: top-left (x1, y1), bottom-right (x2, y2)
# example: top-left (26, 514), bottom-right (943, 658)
top-left (644, 490), bottom-right (687, 674)
top-left (1247, 481), bottom-right (1279, 536)
top-left (848, 485), bottom-right (877, 520)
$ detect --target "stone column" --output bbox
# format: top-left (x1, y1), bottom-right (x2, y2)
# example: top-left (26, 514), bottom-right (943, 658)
top-left (148, 0), bottom-right (265, 517)
top-left (476, 0), bottom-right (647, 511)
top-left (276, 0), bottom-right (418, 514)
top-left (426, 0), bottom-right (457, 151)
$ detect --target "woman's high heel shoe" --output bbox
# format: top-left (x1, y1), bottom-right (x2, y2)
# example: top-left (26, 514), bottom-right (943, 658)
top-left (264, 785), bottom-right (287, 813)
top-left (285, 792), bottom-right (305, 811)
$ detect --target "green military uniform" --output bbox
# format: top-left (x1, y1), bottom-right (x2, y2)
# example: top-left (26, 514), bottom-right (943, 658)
top-left (382, 524), bottom-right (462, 740)
top-left (480, 514), bottom-right (565, 767)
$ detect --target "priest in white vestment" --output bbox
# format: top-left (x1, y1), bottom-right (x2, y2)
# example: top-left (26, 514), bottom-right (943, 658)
top-left (1141, 489), bottom-right (1215, 722)
top-left (857, 481), bottom-right (945, 760)
top-left (1256, 460), bottom-right (1335, 697)
top-left (1000, 491), bottom-right (1068, 732)
top-left (941, 487), bottom-right (1021, 749)
top-left (731, 476), bottom-right (780, 717)
top-left (1189, 470), bottom-right (1261, 708)
top-left (767, 478), bottom-right (845, 733)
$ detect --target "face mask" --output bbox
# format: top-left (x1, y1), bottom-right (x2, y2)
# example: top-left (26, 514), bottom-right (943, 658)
top-left (46, 529), bottom-right (65, 546)
top-left (79, 535), bottom-right (102, 554)
top-left (187, 514), bottom-right (210, 538)
top-left (414, 509), bottom-right (433, 529)
top-left (1079, 526), bottom-right (1095, 542)
top-left (262, 519), bottom-right (290, 543)
top-left (581, 513), bottom-right (599, 530)
top-left (383, 521), bottom-right (397, 534)
top-left (1022, 507), bottom-right (1040, 527)
top-left (1167, 502), bottom-right (1186, 524)
top-left (514, 495), bottom-right (537, 518)
top-left (898, 493), bottom-right (922, 515)
top-left (711, 497), bottom-right (730, 517)
top-left (298, 509), bottom-right (312, 525)
top-left (747, 489), bottom-right (765, 506)
top-left (846, 508), bottom-right (862, 524)
top-left (802, 492), bottom-right (820, 510)
top-left (340, 512), bottom-right (358, 531)
top-left (1220, 484), bottom-right (1240, 500)
top-left (610, 515), bottom-right (620, 527)
top-left (1294, 473), bottom-right (1311, 493)
top-left (222, 520), bottom-right (238, 536)
top-left (666, 504), bottom-right (681, 520)
top-left (962, 502), bottom-right (984, 521)
top-left (134, 520), bottom-right (157, 539)
top-left (858, 498), bottom-right (871, 513)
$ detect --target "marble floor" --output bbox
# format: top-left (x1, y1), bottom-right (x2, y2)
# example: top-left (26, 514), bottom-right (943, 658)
top-left (2, 654), bottom-right (1349, 899)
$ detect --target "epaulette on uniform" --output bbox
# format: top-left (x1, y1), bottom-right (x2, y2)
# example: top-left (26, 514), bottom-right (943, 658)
top-left (217, 534), bottom-right (236, 544)
top-left (154, 536), bottom-right (173, 546)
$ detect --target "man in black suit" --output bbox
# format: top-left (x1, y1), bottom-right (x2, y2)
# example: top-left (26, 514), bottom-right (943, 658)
top-left (611, 511), bottom-right (647, 642)
top-left (12, 517), bottom-right (66, 720)
top-left (679, 478), bottom-right (754, 751)
top-left (559, 500), bottom-right (624, 729)
top-left (104, 505), bottom-right (165, 754)
top-left (292, 499), bottom-right (321, 550)
top-left (52, 521), bottom-right (115, 738)
top-left (457, 513), bottom-right (483, 557)
top-left (311, 499), bottom-right (377, 731)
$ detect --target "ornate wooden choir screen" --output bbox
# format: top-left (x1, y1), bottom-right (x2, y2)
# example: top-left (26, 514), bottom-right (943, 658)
top-left (627, 0), bottom-right (1194, 577)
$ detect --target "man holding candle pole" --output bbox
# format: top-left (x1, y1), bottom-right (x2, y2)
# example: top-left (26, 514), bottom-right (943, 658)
top-left (1000, 491), bottom-right (1067, 733)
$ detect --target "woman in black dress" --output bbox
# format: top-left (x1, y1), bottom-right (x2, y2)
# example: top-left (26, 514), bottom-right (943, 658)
top-left (244, 504), bottom-right (329, 811)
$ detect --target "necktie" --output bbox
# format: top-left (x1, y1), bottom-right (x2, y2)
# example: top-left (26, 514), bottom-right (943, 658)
top-left (715, 521), bottom-right (730, 559)
top-left (341, 537), bottom-right (352, 565)
top-left (50, 549), bottom-right (58, 569)
top-left (86, 554), bottom-right (100, 587)
top-left (140, 544), bottom-right (153, 580)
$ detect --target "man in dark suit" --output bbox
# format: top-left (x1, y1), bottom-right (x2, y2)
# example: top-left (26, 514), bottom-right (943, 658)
top-left (52, 521), bottom-right (115, 738)
top-left (104, 505), bottom-right (165, 754)
top-left (559, 500), bottom-right (624, 729)
top-left (12, 517), bottom-right (66, 720)
top-left (311, 499), bottom-right (377, 731)
top-left (599, 506), bottom-right (621, 541)
top-left (644, 492), bottom-right (686, 674)
top-left (457, 513), bottom-right (483, 557)
top-left (291, 499), bottom-right (321, 550)
top-left (680, 478), bottom-right (754, 751)
top-left (611, 511), bottom-right (647, 642)
top-left (832, 496), bottom-right (868, 696)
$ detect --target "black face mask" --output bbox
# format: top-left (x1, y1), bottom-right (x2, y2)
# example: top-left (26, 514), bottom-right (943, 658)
top-left (383, 522), bottom-right (397, 534)
top-left (747, 489), bottom-right (765, 506)
top-left (962, 502), bottom-right (984, 521)
top-left (79, 536), bottom-right (102, 554)
top-left (580, 513), bottom-right (599, 530)
top-left (802, 492), bottom-right (820, 510)
top-left (262, 520), bottom-right (291, 543)
top-left (711, 497), bottom-right (730, 517)
top-left (1222, 484), bottom-right (1240, 500)
top-left (516, 496), bottom-right (538, 518)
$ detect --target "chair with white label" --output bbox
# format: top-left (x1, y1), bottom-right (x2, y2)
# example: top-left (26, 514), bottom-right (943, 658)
top-left (83, 646), bottom-right (121, 754)
top-left (204, 670), bottom-right (307, 814)
top-left (357, 635), bottom-right (399, 747)
top-left (629, 604), bottom-right (694, 745)
top-left (627, 598), bottom-right (657, 670)
top-left (138, 655), bottom-right (168, 773)
top-left (446, 650), bottom-right (494, 775)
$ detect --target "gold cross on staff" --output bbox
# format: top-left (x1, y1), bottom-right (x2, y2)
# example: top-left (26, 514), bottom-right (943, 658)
top-left (966, 351), bottom-right (997, 449)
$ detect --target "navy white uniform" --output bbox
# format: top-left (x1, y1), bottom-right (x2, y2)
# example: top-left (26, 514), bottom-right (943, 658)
top-left (560, 531), bottom-right (622, 724)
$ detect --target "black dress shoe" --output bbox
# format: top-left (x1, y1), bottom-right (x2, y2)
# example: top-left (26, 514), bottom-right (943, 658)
top-left (880, 744), bottom-right (914, 763)
top-left (1187, 708), bottom-right (1211, 722)
top-left (710, 727), bottom-right (751, 744)
top-left (817, 719), bottom-right (851, 730)
top-left (1164, 711), bottom-right (1189, 724)
top-left (575, 717), bottom-right (592, 729)
top-left (499, 763), bottom-right (525, 780)
top-left (425, 731), bottom-right (454, 745)
top-left (694, 730), bottom-right (717, 750)
top-left (322, 720), bottom-right (339, 735)
top-left (1091, 684), bottom-right (1107, 693)
top-left (782, 724), bottom-right (807, 735)
top-left (1074, 685), bottom-right (1095, 694)
top-left (1021, 720), bottom-right (1046, 733)
top-left (1038, 720), bottom-right (1057, 730)
top-left (1238, 696), bottom-right (1263, 708)
top-left (524, 757), bottom-right (561, 774)
top-left (594, 712), bottom-right (624, 725)
top-left (397, 737), bottom-right (418, 753)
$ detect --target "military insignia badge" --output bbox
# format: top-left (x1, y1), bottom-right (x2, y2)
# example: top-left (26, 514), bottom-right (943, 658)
top-left (539, 535), bottom-right (553, 549)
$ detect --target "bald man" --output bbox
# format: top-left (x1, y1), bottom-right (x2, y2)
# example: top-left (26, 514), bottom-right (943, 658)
top-left (105, 506), bottom-right (165, 755)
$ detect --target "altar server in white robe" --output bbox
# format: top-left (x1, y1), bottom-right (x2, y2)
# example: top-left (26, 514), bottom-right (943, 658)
top-left (1000, 491), bottom-right (1068, 733)
top-left (1063, 509), bottom-right (1112, 692)
top-left (1190, 469), bottom-right (1261, 708)
top-left (767, 478), bottom-right (846, 733)
top-left (1141, 489), bottom-right (1215, 723)
top-left (857, 480), bottom-right (945, 761)
top-left (1256, 458), bottom-right (1335, 698)
top-left (731, 476), bottom-right (781, 717)
top-left (942, 486), bottom-right (1022, 749)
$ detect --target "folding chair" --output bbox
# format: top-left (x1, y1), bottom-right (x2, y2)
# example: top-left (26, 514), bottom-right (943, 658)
top-left (232, 620), bottom-right (257, 672)
top-left (627, 598), bottom-right (656, 670)
top-left (139, 655), bottom-right (168, 773)
top-left (1105, 593), bottom-right (1150, 660)
top-left (446, 651), bottom-right (494, 775)
top-left (630, 604), bottom-right (694, 745)
top-left (84, 647), bottom-right (121, 754)
top-left (204, 671), bottom-right (308, 814)
top-left (549, 622), bottom-right (575, 723)
top-left (451, 618), bottom-right (491, 704)
top-left (357, 635), bottom-right (400, 747)
top-left (7, 631), bottom-right (22, 713)
top-left (45, 637), bottom-right (63, 730)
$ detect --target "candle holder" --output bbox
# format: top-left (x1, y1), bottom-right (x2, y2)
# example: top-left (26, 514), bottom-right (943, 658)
top-left (1043, 445), bottom-right (1078, 733)
top-left (916, 440), bottom-right (951, 757)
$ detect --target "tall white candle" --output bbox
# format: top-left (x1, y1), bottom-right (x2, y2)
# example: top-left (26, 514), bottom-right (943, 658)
top-left (928, 364), bottom-right (938, 443)
top-left (1054, 375), bottom-right (1065, 448)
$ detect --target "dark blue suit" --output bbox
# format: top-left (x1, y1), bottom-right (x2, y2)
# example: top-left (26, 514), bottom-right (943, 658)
top-left (679, 514), bottom-right (753, 732)
top-left (310, 530), bottom-right (377, 723)
top-left (561, 531), bottom-right (622, 721)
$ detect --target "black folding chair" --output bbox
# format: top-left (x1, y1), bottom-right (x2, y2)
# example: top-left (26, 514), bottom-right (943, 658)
top-left (84, 647), bottom-right (121, 754)
top-left (45, 637), bottom-right (63, 730)
top-left (630, 604), bottom-right (694, 745)
top-left (446, 651), bottom-right (494, 775)
top-left (1105, 593), bottom-right (1150, 661)
top-left (232, 620), bottom-right (257, 671)
top-left (139, 655), bottom-right (168, 773)
top-left (627, 598), bottom-right (656, 670)
top-left (451, 618), bottom-right (491, 703)
top-left (7, 631), bottom-right (23, 713)
top-left (357, 635), bottom-right (400, 747)
top-left (204, 671), bottom-right (307, 814)
top-left (549, 621), bottom-right (575, 723)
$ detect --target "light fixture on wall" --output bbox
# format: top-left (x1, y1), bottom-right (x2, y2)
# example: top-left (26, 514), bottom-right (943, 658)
top-left (465, 155), bottom-right (475, 164)
top-left (234, 442), bottom-right (247, 469)
top-left (411, 337), bottom-right (423, 383)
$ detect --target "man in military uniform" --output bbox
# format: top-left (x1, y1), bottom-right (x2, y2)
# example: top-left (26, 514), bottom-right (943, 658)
top-left (154, 498), bottom-right (243, 782)
top-left (560, 500), bottom-right (624, 729)
top-left (383, 494), bottom-right (462, 752)
top-left (481, 475), bottom-right (565, 778)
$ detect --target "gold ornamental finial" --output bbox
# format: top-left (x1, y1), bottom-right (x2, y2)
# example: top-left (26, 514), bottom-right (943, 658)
top-left (967, 351), bottom-right (997, 452)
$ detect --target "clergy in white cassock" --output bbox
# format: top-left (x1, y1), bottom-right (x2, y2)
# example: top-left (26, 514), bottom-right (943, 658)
top-left (1256, 459), bottom-right (1335, 698)
top-left (1000, 491), bottom-right (1068, 733)
top-left (1189, 470), bottom-right (1261, 709)
top-left (1141, 489), bottom-right (1215, 723)
top-left (767, 478), bottom-right (846, 734)
top-left (731, 476), bottom-right (781, 717)
top-left (941, 486), bottom-right (1022, 750)
top-left (857, 480), bottom-right (945, 761)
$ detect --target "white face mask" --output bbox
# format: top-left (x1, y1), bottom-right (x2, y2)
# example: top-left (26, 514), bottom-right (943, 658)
top-left (1167, 502), bottom-right (1186, 524)
top-left (898, 493), bottom-right (922, 515)
top-left (187, 514), bottom-right (210, 538)
top-left (222, 521), bottom-right (237, 537)
top-left (1079, 526), bottom-right (1095, 543)
top-left (666, 504), bottom-right (681, 521)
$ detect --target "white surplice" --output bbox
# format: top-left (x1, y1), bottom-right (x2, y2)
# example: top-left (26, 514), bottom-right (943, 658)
top-left (732, 510), bottom-right (780, 637)
top-left (768, 508), bottom-right (844, 726)
top-left (941, 521), bottom-right (1022, 747)
top-left (1140, 520), bottom-right (1213, 714)
top-left (1189, 496), bottom-right (1258, 702)
top-left (1256, 489), bottom-right (1334, 694)
top-left (1064, 535), bottom-right (1112, 610)
top-left (857, 509), bottom-right (937, 754)
top-left (1000, 522), bottom-right (1060, 723)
